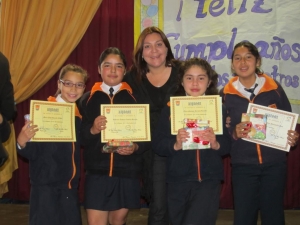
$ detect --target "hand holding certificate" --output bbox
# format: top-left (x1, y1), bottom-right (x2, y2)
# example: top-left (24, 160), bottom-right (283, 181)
top-left (242, 103), bottom-right (299, 152)
top-left (170, 95), bottom-right (223, 135)
top-left (100, 104), bottom-right (150, 142)
top-left (29, 100), bottom-right (76, 142)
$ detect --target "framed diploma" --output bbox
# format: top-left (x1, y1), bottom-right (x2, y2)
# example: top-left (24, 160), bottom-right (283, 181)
top-left (170, 95), bottom-right (223, 135)
top-left (101, 104), bottom-right (151, 142)
top-left (29, 100), bottom-right (76, 142)
top-left (243, 103), bottom-right (299, 152)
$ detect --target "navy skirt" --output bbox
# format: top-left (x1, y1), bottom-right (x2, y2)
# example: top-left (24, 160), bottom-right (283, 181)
top-left (84, 174), bottom-right (141, 211)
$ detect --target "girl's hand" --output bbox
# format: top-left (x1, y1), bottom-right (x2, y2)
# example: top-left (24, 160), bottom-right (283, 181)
top-left (200, 127), bottom-right (220, 150)
top-left (117, 143), bottom-right (138, 155)
top-left (174, 128), bottom-right (189, 151)
top-left (287, 130), bottom-right (299, 147)
top-left (17, 121), bottom-right (39, 148)
top-left (234, 121), bottom-right (252, 139)
top-left (90, 115), bottom-right (107, 134)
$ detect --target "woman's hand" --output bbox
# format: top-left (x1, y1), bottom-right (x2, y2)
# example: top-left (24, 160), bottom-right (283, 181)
top-left (17, 121), bottom-right (39, 148)
top-left (174, 128), bottom-right (189, 151)
top-left (90, 115), bottom-right (107, 134)
top-left (287, 130), bottom-right (299, 147)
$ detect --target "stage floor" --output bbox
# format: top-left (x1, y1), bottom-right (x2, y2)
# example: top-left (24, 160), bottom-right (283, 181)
top-left (0, 204), bottom-right (299, 225)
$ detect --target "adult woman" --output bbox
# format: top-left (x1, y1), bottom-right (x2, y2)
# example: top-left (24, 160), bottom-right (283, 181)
top-left (124, 26), bottom-right (179, 225)
top-left (220, 41), bottom-right (299, 225)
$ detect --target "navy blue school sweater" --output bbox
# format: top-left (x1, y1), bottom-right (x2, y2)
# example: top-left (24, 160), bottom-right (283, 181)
top-left (220, 74), bottom-right (292, 165)
top-left (79, 82), bottom-right (148, 179)
top-left (152, 104), bottom-right (230, 183)
top-left (17, 96), bottom-right (81, 189)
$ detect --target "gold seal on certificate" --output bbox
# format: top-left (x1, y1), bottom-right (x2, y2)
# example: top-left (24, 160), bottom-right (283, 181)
top-left (170, 95), bottom-right (223, 135)
top-left (29, 100), bottom-right (76, 142)
top-left (244, 103), bottom-right (299, 152)
top-left (101, 104), bottom-right (151, 142)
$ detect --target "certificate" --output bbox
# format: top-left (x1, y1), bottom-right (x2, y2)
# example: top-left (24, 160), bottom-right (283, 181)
top-left (170, 95), bottom-right (223, 135)
top-left (30, 100), bottom-right (76, 142)
top-left (244, 103), bottom-right (299, 152)
top-left (101, 104), bottom-right (151, 142)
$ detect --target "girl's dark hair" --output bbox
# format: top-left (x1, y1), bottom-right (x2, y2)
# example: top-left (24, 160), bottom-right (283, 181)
top-left (174, 57), bottom-right (219, 96)
top-left (130, 26), bottom-right (175, 82)
top-left (231, 41), bottom-right (263, 75)
top-left (98, 47), bottom-right (127, 68)
top-left (55, 64), bottom-right (88, 96)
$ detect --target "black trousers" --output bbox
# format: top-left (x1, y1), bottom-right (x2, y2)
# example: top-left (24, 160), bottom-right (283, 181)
top-left (167, 180), bottom-right (221, 225)
top-left (232, 162), bottom-right (287, 225)
top-left (29, 185), bottom-right (82, 225)
top-left (148, 154), bottom-right (169, 225)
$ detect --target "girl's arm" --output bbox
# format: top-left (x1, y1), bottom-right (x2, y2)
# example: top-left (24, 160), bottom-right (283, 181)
top-left (215, 104), bottom-right (232, 156)
top-left (78, 91), bottom-right (102, 146)
top-left (275, 82), bottom-right (299, 147)
top-left (276, 81), bottom-right (292, 112)
top-left (130, 142), bottom-right (151, 155)
top-left (17, 121), bottom-right (38, 149)
top-left (16, 121), bottom-right (39, 159)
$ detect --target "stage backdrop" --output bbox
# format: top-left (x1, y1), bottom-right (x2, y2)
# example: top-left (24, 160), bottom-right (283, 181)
top-left (135, 0), bottom-right (300, 121)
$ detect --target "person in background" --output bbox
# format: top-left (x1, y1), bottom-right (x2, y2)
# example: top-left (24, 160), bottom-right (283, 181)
top-left (152, 57), bottom-right (230, 225)
top-left (123, 26), bottom-right (179, 225)
top-left (220, 41), bottom-right (299, 225)
top-left (0, 51), bottom-right (15, 121)
top-left (79, 47), bottom-right (147, 225)
top-left (16, 64), bottom-right (87, 225)
top-left (0, 52), bottom-right (15, 167)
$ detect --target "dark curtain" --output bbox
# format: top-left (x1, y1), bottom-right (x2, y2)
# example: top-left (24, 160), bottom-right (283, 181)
top-left (4, 0), bottom-right (300, 209)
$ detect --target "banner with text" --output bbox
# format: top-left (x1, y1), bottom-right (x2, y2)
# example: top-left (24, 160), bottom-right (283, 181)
top-left (135, 0), bottom-right (300, 119)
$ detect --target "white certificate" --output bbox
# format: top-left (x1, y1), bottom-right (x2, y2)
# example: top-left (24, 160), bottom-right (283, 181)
top-left (243, 103), bottom-right (299, 152)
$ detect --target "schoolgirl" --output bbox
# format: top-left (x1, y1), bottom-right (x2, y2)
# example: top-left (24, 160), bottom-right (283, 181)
top-left (152, 58), bottom-right (230, 225)
top-left (17, 64), bottom-right (88, 225)
top-left (79, 47), bottom-right (147, 225)
top-left (220, 41), bottom-right (299, 225)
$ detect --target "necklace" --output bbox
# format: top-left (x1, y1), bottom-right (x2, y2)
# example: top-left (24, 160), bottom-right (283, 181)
top-left (146, 68), bottom-right (170, 88)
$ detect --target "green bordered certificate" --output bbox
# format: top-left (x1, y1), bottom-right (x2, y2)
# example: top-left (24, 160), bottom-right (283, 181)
top-left (30, 100), bottom-right (76, 142)
top-left (101, 104), bottom-right (151, 142)
top-left (170, 96), bottom-right (223, 135)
